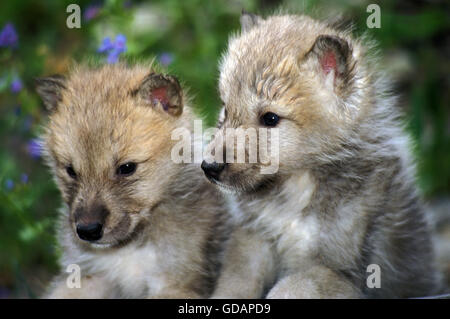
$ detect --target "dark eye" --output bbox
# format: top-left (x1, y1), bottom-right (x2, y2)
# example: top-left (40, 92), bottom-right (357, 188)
top-left (117, 162), bottom-right (137, 176)
top-left (66, 165), bottom-right (77, 179)
top-left (261, 112), bottom-right (280, 127)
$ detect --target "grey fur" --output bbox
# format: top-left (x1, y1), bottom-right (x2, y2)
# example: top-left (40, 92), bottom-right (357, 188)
top-left (208, 14), bottom-right (442, 298)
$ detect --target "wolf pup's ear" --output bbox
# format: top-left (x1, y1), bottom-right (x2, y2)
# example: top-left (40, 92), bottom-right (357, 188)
top-left (137, 73), bottom-right (183, 117)
top-left (305, 35), bottom-right (354, 94)
top-left (35, 75), bottom-right (66, 111)
top-left (240, 10), bottom-right (262, 33)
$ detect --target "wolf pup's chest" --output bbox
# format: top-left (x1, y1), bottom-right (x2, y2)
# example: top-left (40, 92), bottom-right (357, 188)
top-left (240, 172), bottom-right (320, 265)
top-left (92, 244), bottom-right (168, 297)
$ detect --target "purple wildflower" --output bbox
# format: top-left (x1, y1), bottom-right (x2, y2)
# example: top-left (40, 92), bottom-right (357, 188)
top-left (84, 5), bottom-right (101, 21)
top-left (10, 77), bottom-right (22, 93)
top-left (97, 37), bottom-right (114, 53)
top-left (21, 173), bottom-right (29, 184)
top-left (5, 179), bottom-right (14, 191)
top-left (27, 138), bottom-right (42, 159)
top-left (98, 34), bottom-right (127, 64)
top-left (159, 52), bottom-right (174, 66)
top-left (115, 34), bottom-right (126, 50)
top-left (0, 23), bottom-right (18, 48)
top-left (107, 48), bottom-right (121, 64)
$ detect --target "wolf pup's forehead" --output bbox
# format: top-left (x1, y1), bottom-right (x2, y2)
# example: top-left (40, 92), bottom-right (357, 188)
top-left (37, 63), bottom-right (188, 166)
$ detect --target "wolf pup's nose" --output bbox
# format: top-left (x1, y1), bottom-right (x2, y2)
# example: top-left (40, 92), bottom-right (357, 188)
top-left (201, 160), bottom-right (225, 181)
top-left (76, 222), bottom-right (103, 242)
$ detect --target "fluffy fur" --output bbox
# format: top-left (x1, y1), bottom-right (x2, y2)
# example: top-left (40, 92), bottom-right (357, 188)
top-left (206, 13), bottom-right (442, 298)
top-left (37, 63), bottom-right (227, 298)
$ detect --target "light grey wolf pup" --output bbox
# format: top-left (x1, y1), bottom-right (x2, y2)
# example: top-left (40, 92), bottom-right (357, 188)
top-left (202, 13), bottom-right (441, 298)
top-left (36, 63), bottom-right (226, 298)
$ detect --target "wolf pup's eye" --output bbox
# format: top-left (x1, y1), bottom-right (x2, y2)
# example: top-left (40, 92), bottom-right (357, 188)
top-left (117, 162), bottom-right (137, 176)
top-left (66, 166), bottom-right (77, 179)
top-left (261, 112), bottom-right (280, 127)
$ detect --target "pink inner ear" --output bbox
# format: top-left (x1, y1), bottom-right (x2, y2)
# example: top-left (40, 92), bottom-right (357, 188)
top-left (320, 51), bottom-right (337, 75)
top-left (151, 86), bottom-right (170, 110)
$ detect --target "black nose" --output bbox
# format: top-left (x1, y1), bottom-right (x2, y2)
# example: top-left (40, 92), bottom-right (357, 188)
top-left (76, 223), bottom-right (103, 242)
top-left (201, 160), bottom-right (226, 181)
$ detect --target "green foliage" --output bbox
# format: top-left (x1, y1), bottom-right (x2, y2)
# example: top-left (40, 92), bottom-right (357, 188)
top-left (0, 0), bottom-right (448, 297)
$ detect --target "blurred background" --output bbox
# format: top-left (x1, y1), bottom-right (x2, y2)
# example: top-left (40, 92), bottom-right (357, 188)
top-left (0, 0), bottom-right (448, 298)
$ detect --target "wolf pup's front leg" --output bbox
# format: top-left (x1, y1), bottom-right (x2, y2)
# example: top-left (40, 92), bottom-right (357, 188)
top-left (267, 266), bottom-right (361, 299)
top-left (211, 228), bottom-right (277, 298)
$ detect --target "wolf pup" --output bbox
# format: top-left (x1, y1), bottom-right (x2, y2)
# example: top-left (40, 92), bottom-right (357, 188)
top-left (203, 13), bottom-right (441, 298)
top-left (36, 63), bottom-right (226, 298)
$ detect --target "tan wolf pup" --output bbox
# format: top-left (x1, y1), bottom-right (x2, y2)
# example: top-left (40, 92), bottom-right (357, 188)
top-left (36, 63), bottom-right (226, 298)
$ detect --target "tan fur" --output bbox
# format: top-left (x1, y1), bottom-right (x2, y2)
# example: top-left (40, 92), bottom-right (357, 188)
top-left (206, 14), bottom-right (441, 298)
top-left (38, 63), bottom-right (227, 298)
